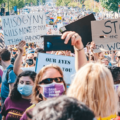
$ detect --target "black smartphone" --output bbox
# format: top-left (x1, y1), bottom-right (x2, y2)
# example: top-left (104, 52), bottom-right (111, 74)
top-left (42, 35), bottom-right (72, 51)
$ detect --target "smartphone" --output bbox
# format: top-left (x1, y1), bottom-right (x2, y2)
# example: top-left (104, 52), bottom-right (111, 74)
top-left (42, 35), bottom-right (72, 51)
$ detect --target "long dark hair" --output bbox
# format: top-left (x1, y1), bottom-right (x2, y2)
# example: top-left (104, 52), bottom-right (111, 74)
top-left (10, 71), bottom-right (36, 101)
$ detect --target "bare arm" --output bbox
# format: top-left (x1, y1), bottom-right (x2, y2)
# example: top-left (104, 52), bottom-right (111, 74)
top-left (61, 31), bottom-right (87, 71)
top-left (75, 47), bottom-right (87, 71)
top-left (9, 83), bottom-right (14, 96)
top-left (13, 41), bottom-right (26, 76)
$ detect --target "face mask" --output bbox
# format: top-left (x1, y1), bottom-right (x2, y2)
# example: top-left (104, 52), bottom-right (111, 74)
top-left (26, 59), bottom-right (33, 66)
top-left (17, 84), bottom-right (33, 96)
top-left (40, 83), bottom-right (65, 98)
top-left (13, 52), bottom-right (16, 55)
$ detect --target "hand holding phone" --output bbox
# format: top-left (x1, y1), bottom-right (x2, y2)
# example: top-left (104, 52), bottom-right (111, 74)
top-left (61, 31), bottom-right (83, 51)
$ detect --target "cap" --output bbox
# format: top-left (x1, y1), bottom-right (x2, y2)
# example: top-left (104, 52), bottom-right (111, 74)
top-left (27, 50), bottom-right (35, 54)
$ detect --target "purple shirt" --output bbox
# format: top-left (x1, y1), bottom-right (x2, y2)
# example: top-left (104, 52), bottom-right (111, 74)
top-left (1, 97), bottom-right (32, 120)
top-left (20, 104), bottom-right (35, 120)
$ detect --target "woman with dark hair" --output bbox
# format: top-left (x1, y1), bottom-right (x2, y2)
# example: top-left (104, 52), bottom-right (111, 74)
top-left (1, 71), bottom-right (36, 120)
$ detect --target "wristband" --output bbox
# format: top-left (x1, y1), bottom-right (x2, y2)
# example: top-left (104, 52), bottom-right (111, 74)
top-left (74, 47), bottom-right (84, 52)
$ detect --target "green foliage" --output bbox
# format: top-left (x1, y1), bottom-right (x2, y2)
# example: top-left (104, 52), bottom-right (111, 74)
top-left (0, 0), bottom-right (4, 4)
top-left (68, 2), bottom-right (78, 7)
top-left (9, 0), bottom-right (25, 9)
top-left (25, 0), bottom-right (37, 5)
top-left (100, 0), bottom-right (120, 12)
top-left (40, 0), bottom-right (45, 4)
top-left (94, 0), bottom-right (99, 2)
top-left (56, 0), bottom-right (71, 6)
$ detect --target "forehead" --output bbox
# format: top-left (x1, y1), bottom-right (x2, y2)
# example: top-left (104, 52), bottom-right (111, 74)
top-left (27, 54), bottom-right (33, 57)
top-left (19, 76), bottom-right (32, 81)
top-left (41, 68), bottom-right (62, 80)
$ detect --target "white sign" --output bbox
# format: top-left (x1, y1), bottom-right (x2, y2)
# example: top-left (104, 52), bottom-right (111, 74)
top-left (2, 12), bottom-right (46, 45)
top-left (35, 53), bottom-right (76, 84)
top-left (21, 67), bottom-right (35, 72)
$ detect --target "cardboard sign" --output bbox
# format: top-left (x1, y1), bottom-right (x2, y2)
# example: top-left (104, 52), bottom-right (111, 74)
top-left (35, 53), bottom-right (76, 84)
top-left (2, 12), bottom-right (46, 45)
top-left (91, 19), bottom-right (120, 51)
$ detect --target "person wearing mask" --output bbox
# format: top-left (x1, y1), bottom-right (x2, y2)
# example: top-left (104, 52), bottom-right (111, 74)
top-left (11, 48), bottom-right (18, 65)
top-left (67, 63), bottom-right (117, 120)
top-left (27, 96), bottom-right (95, 120)
top-left (12, 48), bottom-right (18, 59)
top-left (20, 64), bottom-right (67, 120)
top-left (1, 71), bottom-right (36, 120)
top-left (19, 31), bottom-right (87, 120)
top-left (25, 53), bottom-right (35, 68)
top-left (0, 49), bottom-right (16, 105)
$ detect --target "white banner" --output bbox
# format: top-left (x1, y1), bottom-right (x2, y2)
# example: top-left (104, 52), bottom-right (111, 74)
top-left (2, 12), bottom-right (46, 45)
top-left (35, 53), bottom-right (76, 84)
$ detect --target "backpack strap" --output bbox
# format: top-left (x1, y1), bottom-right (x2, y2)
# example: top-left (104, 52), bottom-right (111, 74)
top-left (6, 67), bottom-right (13, 81)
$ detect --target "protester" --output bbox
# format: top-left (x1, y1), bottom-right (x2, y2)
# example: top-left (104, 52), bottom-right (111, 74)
top-left (20, 64), bottom-right (67, 120)
top-left (27, 96), bottom-right (96, 120)
top-left (108, 67), bottom-right (120, 84)
top-left (1, 71), bottom-right (36, 120)
top-left (25, 53), bottom-right (35, 67)
top-left (20, 31), bottom-right (87, 119)
top-left (0, 49), bottom-right (16, 105)
top-left (67, 63), bottom-right (117, 119)
top-left (12, 48), bottom-right (18, 59)
top-left (1, 5), bottom-right (120, 120)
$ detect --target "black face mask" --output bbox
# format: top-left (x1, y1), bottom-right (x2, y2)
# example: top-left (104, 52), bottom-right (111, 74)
top-left (26, 59), bottom-right (34, 66)
top-left (34, 57), bottom-right (37, 61)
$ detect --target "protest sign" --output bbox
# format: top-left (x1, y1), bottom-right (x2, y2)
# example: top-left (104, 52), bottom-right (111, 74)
top-left (35, 53), bottom-right (76, 84)
top-left (2, 12), bottom-right (46, 45)
top-left (91, 19), bottom-right (120, 51)
top-left (21, 67), bottom-right (35, 72)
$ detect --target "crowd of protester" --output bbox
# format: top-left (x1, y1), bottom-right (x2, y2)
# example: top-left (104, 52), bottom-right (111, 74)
top-left (0, 5), bottom-right (120, 120)
top-left (0, 30), bottom-right (119, 120)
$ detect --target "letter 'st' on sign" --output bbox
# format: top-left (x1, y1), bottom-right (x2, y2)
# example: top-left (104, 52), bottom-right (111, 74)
top-left (91, 19), bottom-right (120, 51)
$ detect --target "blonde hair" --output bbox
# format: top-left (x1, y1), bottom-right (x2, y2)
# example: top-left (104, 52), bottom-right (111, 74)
top-left (67, 63), bottom-right (117, 118)
top-left (31, 64), bottom-right (67, 104)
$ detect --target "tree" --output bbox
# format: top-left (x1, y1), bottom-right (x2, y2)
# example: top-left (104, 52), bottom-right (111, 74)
top-left (25, 0), bottom-right (37, 5)
top-left (100, 0), bottom-right (120, 12)
top-left (56, 0), bottom-right (71, 6)
top-left (9, 0), bottom-right (25, 9)
top-left (40, 0), bottom-right (45, 4)
top-left (0, 0), bottom-right (4, 4)
top-left (56, 0), bottom-right (62, 6)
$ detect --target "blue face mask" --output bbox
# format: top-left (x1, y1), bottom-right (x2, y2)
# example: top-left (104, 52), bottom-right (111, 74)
top-left (17, 84), bottom-right (33, 96)
top-left (13, 52), bottom-right (16, 55)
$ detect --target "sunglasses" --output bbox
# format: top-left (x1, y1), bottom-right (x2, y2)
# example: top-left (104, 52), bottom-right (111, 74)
top-left (39, 77), bottom-right (63, 84)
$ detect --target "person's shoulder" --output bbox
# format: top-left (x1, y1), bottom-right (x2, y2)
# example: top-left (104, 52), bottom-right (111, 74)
top-left (4, 97), bottom-right (12, 105)
top-left (26, 104), bottom-right (35, 112)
